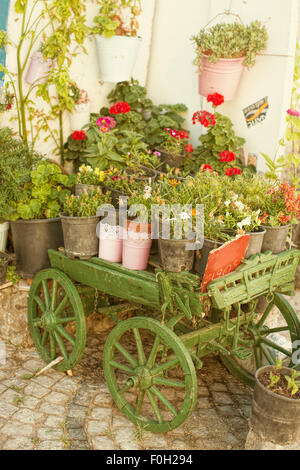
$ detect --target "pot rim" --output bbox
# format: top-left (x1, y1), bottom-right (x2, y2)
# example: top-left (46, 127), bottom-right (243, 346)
top-left (246, 227), bottom-right (267, 235)
top-left (202, 54), bottom-right (246, 63)
top-left (255, 365), bottom-right (300, 403)
top-left (11, 217), bottom-right (61, 224)
top-left (261, 224), bottom-right (290, 230)
top-left (59, 213), bottom-right (100, 221)
top-left (96, 34), bottom-right (142, 42)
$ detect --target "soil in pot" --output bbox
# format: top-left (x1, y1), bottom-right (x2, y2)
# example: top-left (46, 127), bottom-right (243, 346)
top-left (0, 252), bottom-right (8, 284)
top-left (261, 224), bottom-right (290, 254)
top-left (60, 214), bottom-right (100, 260)
top-left (11, 218), bottom-right (64, 279)
top-left (250, 366), bottom-right (300, 445)
top-left (156, 147), bottom-right (184, 171)
top-left (245, 227), bottom-right (266, 259)
top-left (159, 238), bottom-right (195, 273)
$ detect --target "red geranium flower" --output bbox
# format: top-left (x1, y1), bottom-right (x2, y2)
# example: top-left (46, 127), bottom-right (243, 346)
top-left (220, 150), bottom-right (236, 163)
top-left (207, 93), bottom-right (224, 107)
top-left (185, 144), bottom-right (194, 153)
top-left (202, 164), bottom-right (213, 173)
top-left (192, 110), bottom-right (216, 128)
top-left (109, 101), bottom-right (131, 115)
top-left (72, 130), bottom-right (86, 141)
top-left (225, 167), bottom-right (241, 177)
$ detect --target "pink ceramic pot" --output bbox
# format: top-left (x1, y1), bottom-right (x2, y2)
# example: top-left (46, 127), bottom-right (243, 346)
top-left (122, 238), bottom-right (152, 271)
top-left (198, 56), bottom-right (245, 101)
top-left (25, 51), bottom-right (54, 85)
top-left (98, 223), bottom-right (123, 263)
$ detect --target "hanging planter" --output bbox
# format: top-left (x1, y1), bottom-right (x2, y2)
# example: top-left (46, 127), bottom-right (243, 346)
top-left (0, 220), bottom-right (9, 252)
top-left (95, 35), bottom-right (141, 83)
top-left (25, 51), bottom-right (54, 85)
top-left (191, 18), bottom-right (268, 101)
top-left (198, 56), bottom-right (245, 101)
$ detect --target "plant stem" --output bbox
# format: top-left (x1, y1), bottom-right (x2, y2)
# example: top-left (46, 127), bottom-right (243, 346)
top-left (59, 110), bottom-right (64, 166)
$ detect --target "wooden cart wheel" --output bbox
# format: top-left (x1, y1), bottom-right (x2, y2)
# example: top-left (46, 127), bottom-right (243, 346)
top-left (221, 293), bottom-right (300, 387)
top-left (28, 269), bottom-right (86, 372)
top-left (103, 317), bottom-right (197, 434)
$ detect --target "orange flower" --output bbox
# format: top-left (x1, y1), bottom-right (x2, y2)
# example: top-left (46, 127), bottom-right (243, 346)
top-left (169, 179), bottom-right (180, 187)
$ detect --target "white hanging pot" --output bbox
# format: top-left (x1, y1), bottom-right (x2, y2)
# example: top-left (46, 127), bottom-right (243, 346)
top-left (0, 221), bottom-right (9, 252)
top-left (70, 102), bottom-right (91, 131)
top-left (95, 35), bottom-right (141, 83)
top-left (25, 51), bottom-right (54, 85)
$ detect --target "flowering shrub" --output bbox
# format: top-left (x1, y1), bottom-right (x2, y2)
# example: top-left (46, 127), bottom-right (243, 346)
top-left (0, 86), bottom-right (14, 112)
top-left (63, 189), bottom-right (112, 218)
top-left (192, 110), bottom-right (216, 128)
top-left (159, 128), bottom-right (191, 158)
top-left (75, 89), bottom-right (89, 105)
top-left (76, 165), bottom-right (106, 185)
top-left (220, 151), bottom-right (235, 163)
top-left (221, 194), bottom-right (262, 233)
top-left (96, 116), bottom-right (116, 131)
top-left (225, 167), bottom-right (241, 177)
top-left (109, 101), bottom-right (131, 115)
top-left (72, 130), bottom-right (86, 141)
top-left (261, 183), bottom-right (300, 227)
top-left (207, 93), bottom-right (224, 107)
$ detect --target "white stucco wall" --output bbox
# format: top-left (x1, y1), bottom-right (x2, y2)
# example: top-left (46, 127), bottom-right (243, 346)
top-left (3, 0), bottom-right (299, 171)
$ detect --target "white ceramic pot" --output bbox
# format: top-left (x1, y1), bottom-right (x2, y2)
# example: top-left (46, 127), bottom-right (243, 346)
top-left (0, 221), bottom-right (9, 252)
top-left (95, 35), bottom-right (141, 83)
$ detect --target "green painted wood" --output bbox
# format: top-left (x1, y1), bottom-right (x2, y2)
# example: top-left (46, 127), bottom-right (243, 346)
top-left (103, 317), bottom-right (197, 433)
top-left (207, 250), bottom-right (300, 310)
top-left (28, 269), bottom-right (86, 371)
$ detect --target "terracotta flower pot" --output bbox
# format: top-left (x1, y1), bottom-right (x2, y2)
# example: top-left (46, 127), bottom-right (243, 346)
top-left (198, 56), bottom-right (245, 101)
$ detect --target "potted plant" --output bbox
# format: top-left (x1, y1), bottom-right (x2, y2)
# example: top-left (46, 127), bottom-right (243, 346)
top-left (0, 129), bottom-right (74, 278)
top-left (70, 88), bottom-right (90, 132)
top-left (75, 164), bottom-right (106, 196)
top-left (60, 189), bottom-right (112, 260)
top-left (259, 182), bottom-right (300, 254)
top-left (191, 20), bottom-right (268, 100)
top-left (249, 361), bottom-right (300, 446)
top-left (156, 128), bottom-right (192, 171)
top-left (92, 0), bottom-right (142, 83)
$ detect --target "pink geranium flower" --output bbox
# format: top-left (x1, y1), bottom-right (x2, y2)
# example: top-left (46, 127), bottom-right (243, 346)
top-left (287, 109), bottom-right (300, 117)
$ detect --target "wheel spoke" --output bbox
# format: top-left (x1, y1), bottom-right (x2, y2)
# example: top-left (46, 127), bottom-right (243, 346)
top-left (32, 318), bottom-right (42, 327)
top-left (261, 344), bottom-right (276, 365)
top-left (49, 332), bottom-right (56, 360)
top-left (56, 317), bottom-right (76, 325)
top-left (119, 382), bottom-right (133, 395)
top-left (115, 342), bottom-right (138, 368)
top-left (261, 338), bottom-right (292, 358)
top-left (254, 346), bottom-right (262, 369)
top-left (150, 385), bottom-right (177, 417)
top-left (133, 328), bottom-right (146, 366)
top-left (257, 301), bottom-right (274, 328)
top-left (146, 389), bottom-right (163, 424)
top-left (109, 360), bottom-right (136, 375)
top-left (51, 280), bottom-right (58, 312)
top-left (260, 327), bottom-right (290, 336)
top-left (42, 281), bottom-right (51, 310)
top-left (146, 335), bottom-right (161, 369)
top-left (135, 390), bottom-right (145, 416)
top-left (54, 295), bottom-right (69, 318)
top-left (34, 296), bottom-right (46, 313)
top-left (56, 325), bottom-right (75, 347)
top-left (41, 330), bottom-right (49, 347)
top-left (53, 330), bottom-right (69, 361)
top-left (152, 377), bottom-right (185, 389)
top-left (151, 358), bottom-right (180, 376)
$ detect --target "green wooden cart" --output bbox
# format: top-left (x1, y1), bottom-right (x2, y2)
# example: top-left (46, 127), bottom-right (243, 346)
top-left (28, 248), bottom-right (300, 433)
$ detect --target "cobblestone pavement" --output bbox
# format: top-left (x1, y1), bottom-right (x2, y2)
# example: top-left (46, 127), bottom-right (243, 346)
top-left (0, 332), bottom-right (253, 451)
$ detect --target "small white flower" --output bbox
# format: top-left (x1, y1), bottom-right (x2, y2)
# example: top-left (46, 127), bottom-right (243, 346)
top-left (235, 200), bottom-right (245, 212)
top-left (224, 200), bottom-right (231, 207)
top-left (179, 212), bottom-right (191, 220)
top-left (144, 186), bottom-right (152, 193)
top-left (233, 194), bottom-right (239, 201)
top-left (237, 216), bottom-right (252, 230)
top-left (143, 193), bottom-right (151, 200)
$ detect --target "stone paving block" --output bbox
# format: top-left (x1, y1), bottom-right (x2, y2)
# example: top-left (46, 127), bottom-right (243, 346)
top-left (53, 377), bottom-right (79, 394)
top-left (93, 392), bottom-right (112, 406)
top-left (0, 388), bottom-right (19, 405)
top-left (142, 434), bottom-right (168, 449)
top-left (32, 375), bottom-right (59, 388)
top-left (0, 384), bottom-right (7, 394)
top-left (2, 377), bottom-right (28, 389)
top-left (12, 408), bottom-right (44, 424)
top-left (37, 427), bottom-right (63, 441)
top-left (112, 414), bottom-right (136, 429)
top-left (216, 405), bottom-right (241, 417)
top-left (37, 440), bottom-right (65, 450)
top-left (2, 436), bottom-right (34, 450)
top-left (1, 421), bottom-right (34, 437)
top-left (196, 398), bottom-right (211, 409)
top-left (90, 406), bottom-right (112, 420)
top-left (0, 402), bottom-right (18, 419)
top-left (44, 415), bottom-right (65, 428)
top-left (115, 428), bottom-right (142, 450)
top-left (19, 396), bottom-right (40, 410)
top-left (86, 419), bottom-right (110, 435)
top-left (22, 359), bottom-right (46, 373)
top-left (197, 386), bottom-right (209, 397)
top-left (38, 402), bottom-right (66, 416)
top-left (91, 436), bottom-right (116, 450)
top-left (67, 404), bottom-right (87, 419)
top-left (68, 427), bottom-right (87, 441)
top-left (209, 383), bottom-right (228, 392)
top-left (212, 392), bottom-right (234, 405)
top-left (44, 391), bottom-right (70, 405)
top-left (24, 382), bottom-right (50, 398)
top-left (70, 440), bottom-right (90, 450)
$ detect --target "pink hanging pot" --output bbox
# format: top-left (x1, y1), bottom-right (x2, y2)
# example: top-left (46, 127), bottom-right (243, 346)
top-left (25, 51), bottom-right (54, 85)
top-left (198, 56), bottom-right (245, 101)
top-left (99, 223), bottom-right (123, 263)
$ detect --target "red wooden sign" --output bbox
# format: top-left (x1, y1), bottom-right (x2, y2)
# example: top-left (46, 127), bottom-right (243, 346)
top-left (201, 235), bottom-right (250, 293)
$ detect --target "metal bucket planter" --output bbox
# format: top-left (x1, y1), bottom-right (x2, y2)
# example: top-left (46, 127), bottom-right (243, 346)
top-left (156, 147), bottom-right (184, 170)
top-left (95, 35), bottom-right (141, 83)
top-left (158, 238), bottom-right (195, 273)
top-left (250, 366), bottom-right (300, 445)
top-left (25, 51), bottom-right (54, 85)
top-left (11, 218), bottom-right (63, 279)
top-left (0, 252), bottom-right (9, 284)
top-left (70, 103), bottom-right (90, 132)
top-left (198, 56), bottom-right (245, 101)
top-left (75, 184), bottom-right (102, 197)
top-left (194, 238), bottom-right (224, 279)
top-left (245, 227), bottom-right (266, 259)
top-left (0, 220), bottom-right (9, 252)
top-left (261, 224), bottom-right (290, 254)
top-left (60, 213), bottom-right (100, 260)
